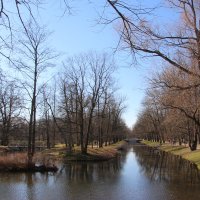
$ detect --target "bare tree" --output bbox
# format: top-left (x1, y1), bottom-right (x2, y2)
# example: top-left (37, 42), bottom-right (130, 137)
top-left (14, 21), bottom-right (57, 165)
top-left (153, 67), bottom-right (200, 149)
top-left (106, 0), bottom-right (200, 77)
top-left (0, 1), bottom-right (41, 61)
top-left (41, 85), bottom-right (51, 149)
top-left (0, 72), bottom-right (22, 146)
top-left (60, 53), bottom-right (117, 154)
top-left (134, 65), bottom-right (200, 150)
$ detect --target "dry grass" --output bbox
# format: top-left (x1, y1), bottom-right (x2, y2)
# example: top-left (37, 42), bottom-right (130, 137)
top-left (182, 150), bottom-right (200, 170)
top-left (0, 141), bottom-right (127, 170)
top-left (0, 152), bottom-right (59, 172)
top-left (0, 146), bottom-right (9, 153)
top-left (42, 141), bottom-right (127, 161)
top-left (160, 145), bottom-right (188, 154)
top-left (141, 140), bottom-right (160, 147)
top-left (54, 143), bottom-right (66, 148)
top-left (0, 153), bottom-right (28, 169)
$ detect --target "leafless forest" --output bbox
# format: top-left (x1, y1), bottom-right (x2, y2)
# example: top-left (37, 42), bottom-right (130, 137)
top-left (0, 0), bottom-right (200, 165)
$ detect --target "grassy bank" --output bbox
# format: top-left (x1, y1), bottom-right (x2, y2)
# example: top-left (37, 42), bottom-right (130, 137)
top-left (40, 140), bottom-right (127, 162)
top-left (142, 140), bottom-right (200, 170)
top-left (0, 152), bottom-right (58, 172)
top-left (0, 141), bottom-right (127, 172)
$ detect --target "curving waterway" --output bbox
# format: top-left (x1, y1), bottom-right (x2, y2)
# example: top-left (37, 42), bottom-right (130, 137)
top-left (0, 144), bottom-right (200, 200)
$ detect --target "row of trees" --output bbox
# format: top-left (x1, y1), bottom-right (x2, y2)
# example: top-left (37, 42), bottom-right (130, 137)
top-left (105, 0), bottom-right (200, 151)
top-left (0, 26), bottom-right (128, 158)
top-left (0, 1), bottom-right (132, 165)
top-left (3, 0), bottom-right (200, 158)
top-left (57, 54), bottom-right (128, 154)
top-left (133, 66), bottom-right (200, 151)
top-left (0, 53), bottom-right (128, 152)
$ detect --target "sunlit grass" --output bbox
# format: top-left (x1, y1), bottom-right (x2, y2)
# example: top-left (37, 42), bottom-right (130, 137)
top-left (43, 141), bottom-right (127, 161)
top-left (141, 140), bottom-right (160, 147)
top-left (160, 145), bottom-right (188, 154)
top-left (54, 143), bottom-right (66, 148)
top-left (182, 150), bottom-right (200, 169)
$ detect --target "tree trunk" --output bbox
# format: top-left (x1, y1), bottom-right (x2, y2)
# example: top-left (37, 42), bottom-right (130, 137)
top-left (189, 131), bottom-right (198, 151)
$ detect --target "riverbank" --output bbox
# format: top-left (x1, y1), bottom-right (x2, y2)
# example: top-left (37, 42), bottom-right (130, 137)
top-left (142, 140), bottom-right (200, 170)
top-left (0, 141), bottom-right (127, 172)
top-left (39, 140), bottom-right (127, 162)
top-left (0, 152), bottom-right (58, 172)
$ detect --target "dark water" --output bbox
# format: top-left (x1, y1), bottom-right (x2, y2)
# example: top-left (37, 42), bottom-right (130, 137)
top-left (0, 145), bottom-right (200, 200)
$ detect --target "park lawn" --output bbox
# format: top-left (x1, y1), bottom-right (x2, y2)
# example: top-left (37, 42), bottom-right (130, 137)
top-left (160, 145), bottom-right (189, 154)
top-left (142, 140), bottom-right (160, 147)
top-left (182, 150), bottom-right (200, 170)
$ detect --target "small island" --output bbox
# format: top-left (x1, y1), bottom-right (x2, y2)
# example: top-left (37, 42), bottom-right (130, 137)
top-left (0, 141), bottom-right (127, 172)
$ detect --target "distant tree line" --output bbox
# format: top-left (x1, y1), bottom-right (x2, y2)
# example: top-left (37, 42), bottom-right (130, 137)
top-left (0, 1), bottom-right (131, 165)
top-left (105, 0), bottom-right (200, 152)
top-left (0, 52), bottom-right (129, 157)
top-left (3, 0), bottom-right (200, 159)
top-left (133, 65), bottom-right (200, 151)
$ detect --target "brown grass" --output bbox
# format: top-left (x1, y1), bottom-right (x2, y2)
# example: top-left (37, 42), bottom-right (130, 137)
top-left (0, 153), bottom-right (28, 169)
top-left (0, 152), bottom-right (58, 172)
top-left (0, 141), bottom-right (127, 170)
top-left (39, 141), bottom-right (127, 162)
top-left (64, 141), bottom-right (126, 161)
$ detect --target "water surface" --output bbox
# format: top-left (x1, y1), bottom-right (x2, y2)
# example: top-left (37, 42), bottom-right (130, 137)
top-left (0, 145), bottom-right (200, 200)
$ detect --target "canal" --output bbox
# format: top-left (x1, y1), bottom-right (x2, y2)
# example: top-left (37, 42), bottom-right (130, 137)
top-left (0, 144), bottom-right (200, 200)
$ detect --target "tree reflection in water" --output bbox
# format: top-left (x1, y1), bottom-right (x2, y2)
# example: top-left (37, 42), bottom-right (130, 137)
top-left (1, 146), bottom-right (200, 200)
top-left (62, 153), bottom-right (126, 183)
top-left (133, 145), bottom-right (200, 185)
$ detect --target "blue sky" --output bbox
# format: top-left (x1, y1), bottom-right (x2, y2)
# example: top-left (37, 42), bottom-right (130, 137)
top-left (35, 0), bottom-right (175, 128)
